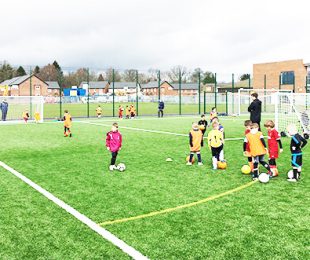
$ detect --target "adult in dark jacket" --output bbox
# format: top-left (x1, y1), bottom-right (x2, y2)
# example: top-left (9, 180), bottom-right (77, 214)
top-left (0, 99), bottom-right (9, 121)
top-left (158, 100), bottom-right (165, 118)
top-left (248, 93), bottom-right (262, 129)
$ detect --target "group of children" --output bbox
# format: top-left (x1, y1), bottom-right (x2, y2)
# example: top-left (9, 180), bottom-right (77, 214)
top-left (22, 110), bottom-right (41, 123)
top-left (95, 104), bottom-right (136, 119)
top-left (188, 108), bottom-right (226, 170)
top-left (61, 105), bottom-right (307, 181)
top-left (187, 106), bottom-right (307, 182)
top-left (243, 119), bottom-right (307, 182)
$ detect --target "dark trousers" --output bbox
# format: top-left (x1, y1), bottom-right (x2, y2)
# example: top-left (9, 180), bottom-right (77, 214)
top-left (158, 109), bottom-right (164, 117)
top-left (111, 151), bottom-right (118, 165)
top-left (1, 110), bottom-right (7, 121)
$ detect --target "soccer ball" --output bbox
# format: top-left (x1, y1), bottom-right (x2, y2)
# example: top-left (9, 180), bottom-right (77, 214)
top-left (241, 165), bottom-right (251, 175)
top-left (117, 163), bottom-right (126, 172)
top-left (258, 173), bottom-right (270, 183)
top-left (287, 170), bottom-right (294, 179)
top-left (186, 156), bottom-right (195, 163)
top-left (217, 161), bottom-right (227, 169)
top-left (199, 125), bottom-right (205, 131)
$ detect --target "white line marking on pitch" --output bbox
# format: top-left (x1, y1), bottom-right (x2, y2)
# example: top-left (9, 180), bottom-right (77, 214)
top-left (0, 161), bottom-right (148, 260)
top-left (77, 121), bottom-right (243, 141)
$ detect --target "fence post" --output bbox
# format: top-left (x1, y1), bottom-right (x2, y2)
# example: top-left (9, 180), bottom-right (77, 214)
top-left (214, 73), bottom-right (217, 108)
top-left (198, 70), bottom-right (201, 114)
top-left (112, 69), bottom-right (115, 117)
top-left (158, 70), bottom-right (161, 101)
top-left (136, 70), bottom-right (139, 116)
top-left (203, 91), bottom-right (206, 114)
top-left (279, 74), bottom-right (281, 90)
top-left (59, 79), bottom-right (62, 119)
top-left (264, 74), bottom-right (267, 112)
top-left (293, 74), bottom-right (296, 93)
top-left (30, 67), bottom-right (32, 118)
top-left (225, 91), bottom-right (228, 115)
top-left (232, 73), bottom-right (235, 114)
top-left (306, 76), bottom-right (308, 110)
top-left (179, 68), bottom-right (181, 115)
top-left (87, 68), bottom-right (90, 118)
top-left (248, 74), bottom-right (251, 89)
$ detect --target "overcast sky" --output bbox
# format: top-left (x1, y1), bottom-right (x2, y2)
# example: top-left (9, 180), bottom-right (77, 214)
top-left (1, 0), bottom-right (309, 76)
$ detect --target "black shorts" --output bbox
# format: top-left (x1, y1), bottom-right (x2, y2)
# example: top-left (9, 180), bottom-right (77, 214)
top-left (291, 154), bottom-right (302, 167)
top-left (211, 145), bottom-right (223, 157)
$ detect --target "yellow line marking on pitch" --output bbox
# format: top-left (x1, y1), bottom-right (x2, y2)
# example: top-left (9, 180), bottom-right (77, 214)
top-left (99, 180), bottom-right (257, 226)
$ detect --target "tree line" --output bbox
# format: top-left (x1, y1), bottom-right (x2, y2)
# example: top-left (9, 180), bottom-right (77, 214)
top-left (0, 61), bottom-right (250, 88)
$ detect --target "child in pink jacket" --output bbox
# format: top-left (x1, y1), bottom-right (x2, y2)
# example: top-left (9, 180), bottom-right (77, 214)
top-left (106, 123), bottom-right (122, 171)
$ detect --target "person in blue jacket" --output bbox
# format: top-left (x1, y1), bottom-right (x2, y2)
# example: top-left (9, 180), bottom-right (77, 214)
top-left (158, 100), bottom-right (165, 118)
top-left (0, 99), bottom-right (8, 121)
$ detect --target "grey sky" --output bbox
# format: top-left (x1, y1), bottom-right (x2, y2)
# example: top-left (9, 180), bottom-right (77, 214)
top-left (1, 0), bottom-right (309, 75)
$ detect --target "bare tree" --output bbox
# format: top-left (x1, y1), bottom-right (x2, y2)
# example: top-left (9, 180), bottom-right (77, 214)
top-left (168, 65), bottom-right (188, 83)
top-left (105, 68), bottom-right (121, 82)
top-left (122, 69), bottom-right (137, 82)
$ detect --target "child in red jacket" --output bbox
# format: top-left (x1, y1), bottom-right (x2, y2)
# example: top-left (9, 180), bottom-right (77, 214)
top-left (106, 123), bottom-right (122, 171)
top-left (264, 120), bottom-right (283, 177)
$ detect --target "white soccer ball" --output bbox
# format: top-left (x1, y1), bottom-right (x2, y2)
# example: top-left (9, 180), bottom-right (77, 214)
top-left (258, 173), bottom-right (270, 183)
top-left (287, 170), bottom-right (294, 179)
top-left (117, 163), bottom-right (126, 172)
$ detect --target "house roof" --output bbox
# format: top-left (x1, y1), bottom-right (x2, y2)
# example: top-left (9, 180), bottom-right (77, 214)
top-left (79, 81), bottom-right (109, 89)
top-left (169, 82), bottom-right (199, 90)
top-left (141, 81), bottom-right (159, 89)
top-left (0, 74), bottom-right (48, 87)
top-left (141, 81), bottom-right (200, 90)
top-left (112, 82), bottom-right (140, 89)
top-left (46, 81), bottom-right (60, 89)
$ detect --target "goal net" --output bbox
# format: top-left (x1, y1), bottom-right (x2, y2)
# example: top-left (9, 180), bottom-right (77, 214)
top-left (237, 89), bottom-right (292, 115)
top-left (0, 96), bottom-right (44, 123)
top-left (275, 92), bottom-right (310, 136)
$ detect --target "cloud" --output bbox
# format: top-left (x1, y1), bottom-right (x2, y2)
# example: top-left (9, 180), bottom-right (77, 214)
top-left (0, 0), bottom-right (309, 74)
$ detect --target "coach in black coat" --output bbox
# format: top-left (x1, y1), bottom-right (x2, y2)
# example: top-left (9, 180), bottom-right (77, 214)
top-left (248, 93), bottom-right (262, 129)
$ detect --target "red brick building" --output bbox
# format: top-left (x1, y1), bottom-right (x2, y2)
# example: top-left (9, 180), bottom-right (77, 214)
top-left (141, 81), bottom-right (200, 96)
top-left (253, 59), bottom-right (310, 93)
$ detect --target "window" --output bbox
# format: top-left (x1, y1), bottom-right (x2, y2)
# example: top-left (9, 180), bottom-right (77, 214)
top-left (281, 71), bottom-right (295, 85)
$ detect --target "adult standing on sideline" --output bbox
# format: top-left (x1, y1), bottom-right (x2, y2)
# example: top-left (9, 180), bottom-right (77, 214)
top-left (248, 92), bottom-right (262, 130)
top-left (0, 99), bottom-right (8, 121)
top-left (158, 100), bottom-right (165, 118)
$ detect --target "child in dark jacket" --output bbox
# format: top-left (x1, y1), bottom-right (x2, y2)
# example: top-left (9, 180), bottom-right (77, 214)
top-left (106, 123), bottom-right (122, 171)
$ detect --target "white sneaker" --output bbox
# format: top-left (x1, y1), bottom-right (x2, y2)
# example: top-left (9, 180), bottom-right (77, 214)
top-left (198, 162), bottom-right (203, 166)
top-left (109, 165), bottom-right (117, 171)
top-left (186, 162), bottom-right (192, 166)
top-left (287, 178), bottom-right (297, 182)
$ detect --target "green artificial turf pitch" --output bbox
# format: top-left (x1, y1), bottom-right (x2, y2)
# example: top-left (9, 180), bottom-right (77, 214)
top-left (0, 116), bottom-right (309, 259)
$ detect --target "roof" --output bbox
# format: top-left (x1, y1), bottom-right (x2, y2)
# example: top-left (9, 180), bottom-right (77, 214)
top-left (169, 83), bottom-right (199, 90)
top-left (79, 81), bottom-right (109, 89)
top-left (46, 81), bottom-right (60, 89)
top-left (110, 82), bottom-right (140, 89)
top-left (0, 74), bottom-right (48, 86)
top-left (1, 75), bottom-right (28, 86)
top-left (141, 81), bottom-right (200, 90)
top-left (141, 81), bottom-right (159, 89)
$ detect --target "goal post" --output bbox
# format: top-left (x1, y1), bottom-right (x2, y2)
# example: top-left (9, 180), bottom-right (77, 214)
top-left (0, 96), bottom-right (44, 123)
top-left (275, 92), bottom-right (310, 136)
top-left (237, 88), bottom-right (292, 115)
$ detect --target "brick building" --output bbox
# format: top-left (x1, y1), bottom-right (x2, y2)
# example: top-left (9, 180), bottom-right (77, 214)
top-left (253, 59), bottom-right (310, 93)
top-left (141, 81), bottom-right (200, 96)
top-left (0, 75), bottom-right (59, 96)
